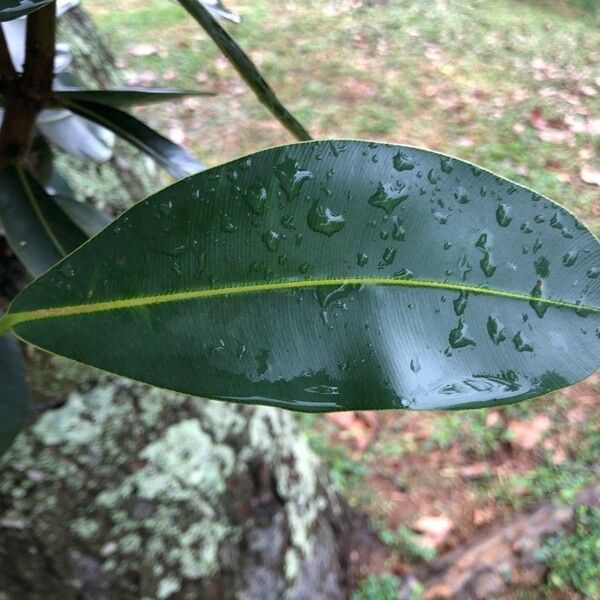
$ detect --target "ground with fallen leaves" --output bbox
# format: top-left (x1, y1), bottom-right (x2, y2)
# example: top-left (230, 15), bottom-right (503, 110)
top-left (87, 1), bottom-right (599, 597)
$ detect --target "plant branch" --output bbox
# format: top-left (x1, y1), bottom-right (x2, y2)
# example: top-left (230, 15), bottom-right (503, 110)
top-left (0, 3), bottom-right (56, 170)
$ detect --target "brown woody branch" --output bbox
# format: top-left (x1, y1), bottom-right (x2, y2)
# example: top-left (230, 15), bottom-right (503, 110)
top-left (0, 4), bottom-right (56, 170)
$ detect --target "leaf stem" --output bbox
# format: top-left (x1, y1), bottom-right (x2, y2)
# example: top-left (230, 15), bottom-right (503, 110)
top-left (177, 0), bottom-right (311, 141)
top-left (0, 313), bottom-right (14, 337)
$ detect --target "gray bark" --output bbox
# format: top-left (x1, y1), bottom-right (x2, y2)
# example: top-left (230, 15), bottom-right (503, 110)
top-left (0, 8), bottom-right (347, 599)
top-left (0, 371), bottom-right (345, 599)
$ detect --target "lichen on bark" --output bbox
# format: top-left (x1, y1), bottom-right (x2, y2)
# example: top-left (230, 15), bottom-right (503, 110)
top-left (0, 369), bottom-right (344, 599)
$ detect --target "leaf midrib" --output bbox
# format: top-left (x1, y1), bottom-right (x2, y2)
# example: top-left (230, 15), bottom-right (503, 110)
top-left (1, 276), bottom-right (598, 335)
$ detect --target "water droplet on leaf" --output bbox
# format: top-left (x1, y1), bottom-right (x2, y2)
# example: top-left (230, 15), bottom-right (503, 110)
top-left (529, 280), bottom-right (548, 318)
top-left (513, 331), bottom-right (533, 352)
top-left (393, 151), bottom-right (415, 172)
top-left (262, 230), bottom-right (281, 252)
top-left (487, 315), bottom-right (507, 344)
top-left (357, 252), bottom-right (368, 267)
top-left (368, 182), bottom-right (408, 214)
top-left (496, 203), bottom-right (512, 227)
top-left (449, 319), bottom-right (476, 349)
top-left (307, 202), bottom-right (346, 236)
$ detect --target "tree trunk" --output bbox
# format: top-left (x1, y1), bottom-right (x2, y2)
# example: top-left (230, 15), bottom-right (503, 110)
top-left (0, 8), bottom-right (348, 599)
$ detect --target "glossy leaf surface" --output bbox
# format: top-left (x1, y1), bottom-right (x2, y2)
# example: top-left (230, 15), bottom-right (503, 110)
top-left (0, 165), bottom-right (88, 276)
top-left (177, 0), bottom-right (310, 141)
top-left (53, 87), bottom-right (213, 107)
top-left (2, 141), bottom-right (599, 411)
top-left (66, 100), bottom-right (203, 178)
top-left (0, 0), bottom-right (53, 21)
top-left (0, 329), bottom-right (27, 456)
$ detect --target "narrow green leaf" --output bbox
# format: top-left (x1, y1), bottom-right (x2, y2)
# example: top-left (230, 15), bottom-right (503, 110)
top-left (0, 0), bottom-right (53, 21)
top-left (0, 82), bottom-right (211, 109)
top-left (0, 165), bottom-right (88, 276)
top-left (65, 100), bottom-right (204, 178)
top-left (0, 328), bottom-right (28, 456)
top-left (177, 0), bottom-right (311, 141)
top-left (52, 87), bottom-right (214, 108)
top-left (3, 141), bottom-right (599, 411)
top-left (53, 195), bottom-right (111, 237)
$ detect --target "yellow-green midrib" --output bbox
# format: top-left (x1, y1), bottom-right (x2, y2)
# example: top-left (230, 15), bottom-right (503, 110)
top-left (1, 276), bottom-right (598, 337)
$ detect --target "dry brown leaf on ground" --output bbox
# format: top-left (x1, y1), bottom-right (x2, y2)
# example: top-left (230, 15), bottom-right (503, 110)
top-left (326, 411), bottom-right (378, 451)
top-left (586, 117), bottom-right (600, 136)
top-left (125, 71), bottom-right (157, 86)
top-left (507, 415), bottom-right (551, 450)
top-left (485, 410), bottom-right (501, 427)
top-left (536, 128), bottom-right (572, 144)
top-left (127, 43), bottom-right (159, 57)
top-left (528, 107), bottom-right (573, 143)
top-left (412, 515), bottom-right (454, 548)
top-left (580, 166), bottom-right (600, 187)
top-left (528, 107), bottom-right (547, 130)
top-left (459, 462), bottom-right (490, 480)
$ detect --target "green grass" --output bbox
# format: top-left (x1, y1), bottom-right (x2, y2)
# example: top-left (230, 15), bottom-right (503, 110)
top-left (536, 505), bottom-right (600, 598)
top-left (377, 524), bottom-right (437, 562)
top-left (497, 422), bottom-right (600, 507)
top-left (85, 0), bottom-right (600, 232)
top-left (297, 414), bottom-right (369, 499)
top-left (426, 410), bottom-right (506, 457)
top-left (351, 574), bottom-right (404, 600)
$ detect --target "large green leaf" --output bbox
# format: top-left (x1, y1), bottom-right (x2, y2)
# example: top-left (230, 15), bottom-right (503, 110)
top-left (1, 141), bottom-right (599, 411)
top-left (65, 100), bottom-right (204, 178)
top-left (0, 328), bottom-right (28, 456)
top-left (177, 0), bottom-right (310, 141)
top-left (52, 87), bottom-right (214, 108)
top-left (0, 0), bottom-right (53, 21)
top-left (0, 165), bottom-right (88, 276)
